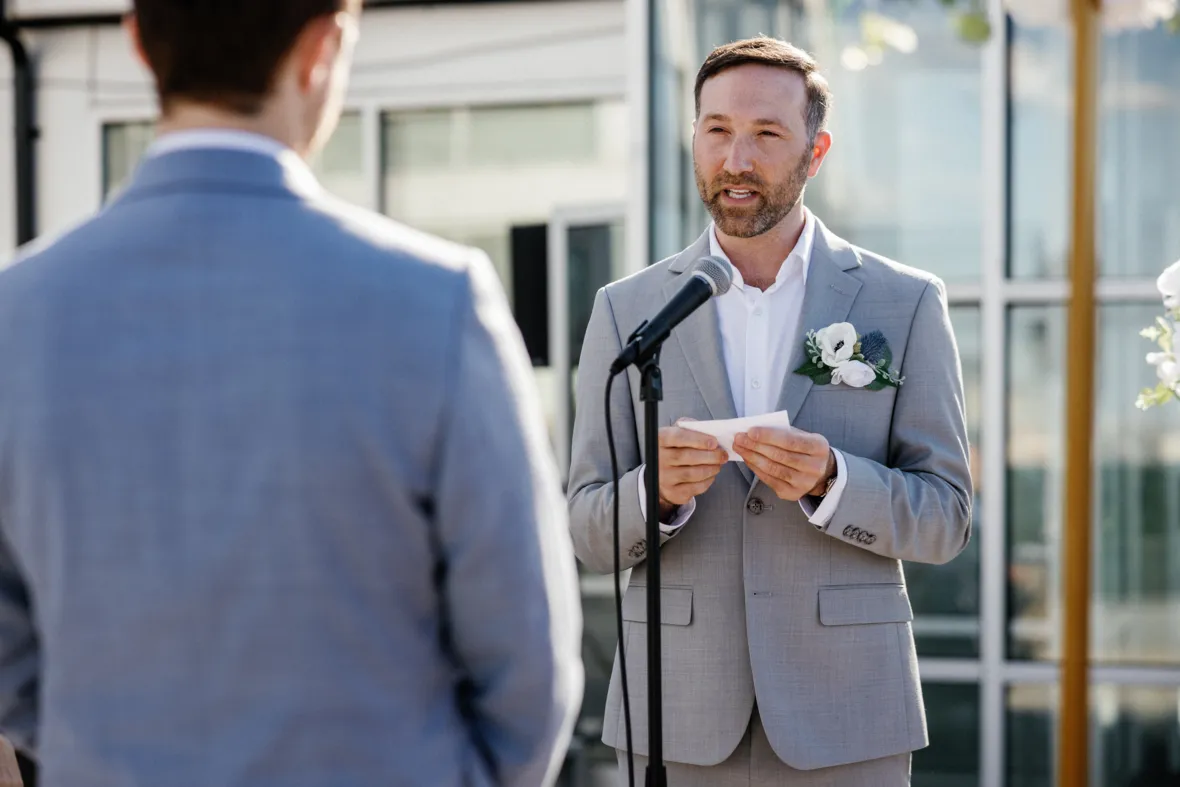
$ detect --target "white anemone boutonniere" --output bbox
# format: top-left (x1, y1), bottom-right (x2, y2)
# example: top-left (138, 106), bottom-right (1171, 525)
top-left (795, 322), bottom-right (904, 390)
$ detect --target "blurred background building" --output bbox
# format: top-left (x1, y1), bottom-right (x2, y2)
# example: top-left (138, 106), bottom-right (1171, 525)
top-left (1, 0), bottom-right (1178, 785)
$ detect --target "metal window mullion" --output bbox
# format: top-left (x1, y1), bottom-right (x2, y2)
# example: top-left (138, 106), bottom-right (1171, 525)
top-left (980, 2), bottom-right (1011, 783)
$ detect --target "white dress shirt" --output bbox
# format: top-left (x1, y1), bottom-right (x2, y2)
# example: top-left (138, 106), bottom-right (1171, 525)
top-left (640, 208), bottom-right (849, 532)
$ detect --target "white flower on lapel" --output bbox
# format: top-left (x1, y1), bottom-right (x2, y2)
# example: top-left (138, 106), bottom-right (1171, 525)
top-left (831, 360), bottom-right (877, 388)
top-left (796, 322), bottom-right (904, 390)
top-left (814, 322), bottom-right (857, 367)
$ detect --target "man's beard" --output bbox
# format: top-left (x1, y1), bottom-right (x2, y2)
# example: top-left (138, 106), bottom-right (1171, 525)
top-left (695, 149), bottom-right (812, 239)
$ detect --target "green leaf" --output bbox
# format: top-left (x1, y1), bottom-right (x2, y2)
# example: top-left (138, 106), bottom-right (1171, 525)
top-left (813, 370), bottom-right (833, 386)
top-left (794, 359), bottom-right (827, 377)
top-left (1142, 326), bottom-right (1164, 342)
top-left (1135, 383), bottom-right (1178, 410)
top-left (865, 378), bottom-right (889, 391)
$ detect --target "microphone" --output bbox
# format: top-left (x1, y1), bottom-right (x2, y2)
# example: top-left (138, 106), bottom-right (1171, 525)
top-left (610, 256), bottom-right (733, 375)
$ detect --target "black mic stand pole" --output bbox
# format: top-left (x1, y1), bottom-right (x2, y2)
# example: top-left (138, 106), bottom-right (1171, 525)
top-left (639, 349), bottom-right (667, 787)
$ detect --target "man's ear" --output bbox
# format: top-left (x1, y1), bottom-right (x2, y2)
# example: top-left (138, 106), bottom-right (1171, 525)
top-left (290, 14), bottom-right (347, 93)
top-left (808, 130), bottom-right (833, 178)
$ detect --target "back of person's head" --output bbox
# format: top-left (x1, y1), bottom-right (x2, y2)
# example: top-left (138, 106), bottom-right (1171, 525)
top-left (131, 0), bottom-right (360, 116)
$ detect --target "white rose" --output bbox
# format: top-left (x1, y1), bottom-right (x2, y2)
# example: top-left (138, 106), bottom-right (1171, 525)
top-left (831, 360), bottom-right (877, 388)
top-left (1158, 258), bottom-right (1180, 312)
top-left (815, 322), bottom-right (857, 367)
top-left (1156, 357), bottom-right (1180, 389)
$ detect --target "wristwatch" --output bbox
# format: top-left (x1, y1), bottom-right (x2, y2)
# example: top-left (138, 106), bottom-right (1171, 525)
top-left (816, 453), bottom-right (838, 498)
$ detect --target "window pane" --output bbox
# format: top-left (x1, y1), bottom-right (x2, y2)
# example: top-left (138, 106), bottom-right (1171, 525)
top-left (382, 102), bottom-right (627, 293)
top-left (102, 121), bottom-right (155, 198)
top-left (1007, 684), bottom-right (1180, 787)
top-left (1012, 24), bottom-right (1180, 279)
top-left (383, 109), bottom-right (453, 173)
top-left (1007, 305), bottom-right (1180, 664)
top-left (1099, 28), bottom-right (1180, 277)
top-left (913, 682), bottom-right (980, 787)
top-left (651, 0), bottom-right (985, 283)
top-left (1007, 306), bottom-right (1066, 660)
top-left (469, 104), bottom-right (597, 167)
top-left (1094, 304), bottom-right (1180, 664)
top-left (1009, 27), bottom-right (1070, 279)
top-left (1007, 683), bottom-right (1054, 787)
top-left (906, 306), bottom-right (981, 657)
top-left (308, 112), bottom-right (367, 207)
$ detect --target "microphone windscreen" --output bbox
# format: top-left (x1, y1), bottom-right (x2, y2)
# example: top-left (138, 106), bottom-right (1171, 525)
top-left (694, 255), bottom-right (733, 296)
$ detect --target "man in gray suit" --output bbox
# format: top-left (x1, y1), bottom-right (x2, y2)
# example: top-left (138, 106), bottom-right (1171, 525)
top-left (569, 37), bottom-right (972, 786)
top-left (0, 2), bottom-right (582, 785)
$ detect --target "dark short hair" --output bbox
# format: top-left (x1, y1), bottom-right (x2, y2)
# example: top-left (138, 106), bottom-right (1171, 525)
top-left (133, 0), bottom-right (359, 115)
top-left (694, 36), bottom-right (832, 144)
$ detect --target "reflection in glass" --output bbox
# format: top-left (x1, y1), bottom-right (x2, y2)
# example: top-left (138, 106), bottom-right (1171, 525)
top-left (1006, 684), bottom-right (1054, 787)
top-left (906, 307), bottom-right (981, 657)
top-left (651, 0), bottom-right (984, 283)
top-left (1008, 27), bottom-right (1069, 279)
top-left (1099, 27), bottom-right (1180, 278)
top-left (1012, 23), bottom-right (1180, 278)
top-left (382, 102), bottom-right (627, 292)
top-left (1093, 305), bottom-right (1180, 664)
top-left (1007, 305), bottom-right (1180, 664)
top-left (1007, 684), bottom-right (1180, 787)
top-left (1006, 306), bottom-right (1066, 661)
top-left (913, 682), bottom-right (980, 787)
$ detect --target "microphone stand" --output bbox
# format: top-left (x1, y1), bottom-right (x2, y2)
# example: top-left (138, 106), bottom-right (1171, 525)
top-left (638, 344), bottom-right (667, 787)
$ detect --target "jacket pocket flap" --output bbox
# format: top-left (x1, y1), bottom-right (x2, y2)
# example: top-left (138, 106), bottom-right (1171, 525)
top-left (621, 585), bottom-right (693, 626)
top-left (818, 584), bottom-right (913, 626)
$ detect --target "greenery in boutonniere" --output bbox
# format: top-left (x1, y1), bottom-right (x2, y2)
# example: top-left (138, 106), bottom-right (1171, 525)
top-left (795, 322), bottom-right (904, 391)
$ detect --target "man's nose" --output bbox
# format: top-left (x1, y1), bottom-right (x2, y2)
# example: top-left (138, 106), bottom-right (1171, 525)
top-left (722, 137), bottom-right (756, 176)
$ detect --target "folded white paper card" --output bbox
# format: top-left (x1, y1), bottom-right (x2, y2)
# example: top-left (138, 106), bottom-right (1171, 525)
top-left (678, 410), bottom-right (792, 462)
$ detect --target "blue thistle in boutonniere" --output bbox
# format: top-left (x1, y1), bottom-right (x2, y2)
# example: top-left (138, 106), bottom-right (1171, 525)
top-left (794, 322), bottom-right (904, 390)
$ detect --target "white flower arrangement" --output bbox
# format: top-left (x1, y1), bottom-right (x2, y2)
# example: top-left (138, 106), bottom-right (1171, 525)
top-left (1136, 259), bottom-right (1180, 410)
top-left (795, 322), bottom-right (904, 390)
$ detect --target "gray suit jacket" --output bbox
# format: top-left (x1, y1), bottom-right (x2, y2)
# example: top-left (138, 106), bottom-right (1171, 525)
top-left (568, 219), bottom-right (971, 771)
top-left (0, 147), bottom-right (583, 786)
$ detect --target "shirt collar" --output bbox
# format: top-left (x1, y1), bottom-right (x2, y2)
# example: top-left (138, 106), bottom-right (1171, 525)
top-left (145, 129), bottom-right (292, 161)
top-left (708, 207), bottom-right (816, 291)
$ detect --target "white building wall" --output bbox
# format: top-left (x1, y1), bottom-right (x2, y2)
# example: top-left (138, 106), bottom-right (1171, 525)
top-left (1, 0), bottom-right (628, 249)
top-left (8, 0), bottom-right (127, 16)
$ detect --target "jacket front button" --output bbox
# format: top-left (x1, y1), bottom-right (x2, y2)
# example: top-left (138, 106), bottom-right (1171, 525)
top-left (746, 497), bottom-right (765, 515)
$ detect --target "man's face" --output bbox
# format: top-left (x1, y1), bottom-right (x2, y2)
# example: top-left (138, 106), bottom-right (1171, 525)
top-left (693, 64), bottom-right (826, 238)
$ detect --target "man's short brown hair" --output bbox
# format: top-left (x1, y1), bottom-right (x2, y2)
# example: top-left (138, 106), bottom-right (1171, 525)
top-left (133, 0), bottom-right (359, 115)
top-left (694, 37), bottom-right (832, 144)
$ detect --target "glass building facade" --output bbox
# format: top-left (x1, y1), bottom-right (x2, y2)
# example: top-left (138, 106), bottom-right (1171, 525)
top-left (648, 1), bottom-right (1180, 785)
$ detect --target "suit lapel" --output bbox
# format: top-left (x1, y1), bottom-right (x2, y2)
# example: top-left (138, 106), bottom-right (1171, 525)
top-left (776, 221), bottom-right (864, 424)
top-left (664, 232), bottom-right (738, 425)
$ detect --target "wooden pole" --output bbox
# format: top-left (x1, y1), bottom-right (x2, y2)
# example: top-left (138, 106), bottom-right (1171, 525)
top-left (1058, 0), bottom-right (1099, 781)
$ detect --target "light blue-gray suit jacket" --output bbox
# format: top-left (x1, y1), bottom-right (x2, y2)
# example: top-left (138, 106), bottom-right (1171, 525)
top-left (0, 147), bottom-right (583, 786)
